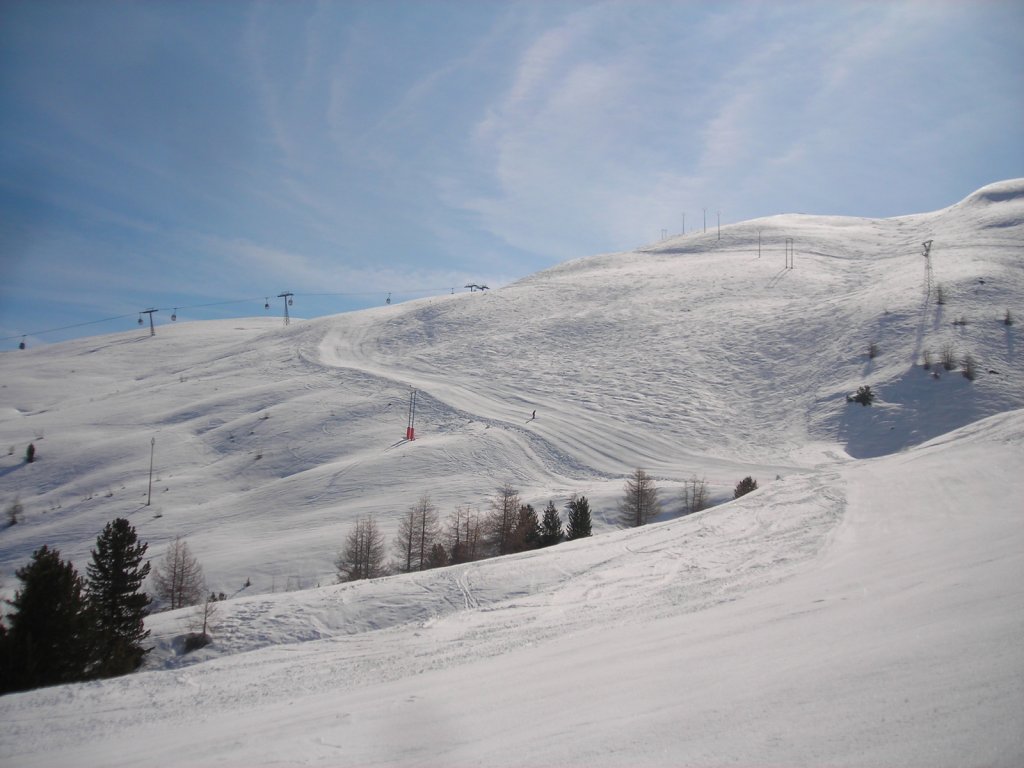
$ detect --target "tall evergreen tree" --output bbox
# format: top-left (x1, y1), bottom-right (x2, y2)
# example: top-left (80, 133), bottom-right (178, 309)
top-left (539, 500), bottom-right (563, 547)
top-left (565, 495), bottom-right (592, 540)
top-left (511, 503), bottom-right (542, 552)
top-left (86, 518), bottom-right (152, 677)
top-left (1, 546), bottom-right (91, 693)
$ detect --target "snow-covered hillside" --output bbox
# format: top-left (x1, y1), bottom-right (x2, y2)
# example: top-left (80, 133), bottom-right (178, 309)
top-left (1, 181), bottom-right (1022, 766)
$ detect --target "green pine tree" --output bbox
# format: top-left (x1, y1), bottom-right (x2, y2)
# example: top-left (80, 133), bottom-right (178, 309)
top-left (511, 503), bottom-right (542, 552)
top-left (733, 476), bottom-right (758, 499)
top-left (539, 500), bottom-right (563, 546)
top-left (565, 495), bottom-right (592, 540)
top-left (1, 546), bottom-right (91, 693)
top-left (85, 518), bottom-right (152, 677)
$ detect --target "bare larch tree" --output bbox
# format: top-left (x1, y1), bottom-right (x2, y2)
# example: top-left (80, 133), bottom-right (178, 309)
top-left (620, 468), bottom-right (659, 527)
top-left (151, 536), bottom-right (205, 610)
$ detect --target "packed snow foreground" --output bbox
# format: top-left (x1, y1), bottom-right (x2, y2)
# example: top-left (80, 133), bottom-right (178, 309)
top-left (2, 180), bottom-right (1023, 766)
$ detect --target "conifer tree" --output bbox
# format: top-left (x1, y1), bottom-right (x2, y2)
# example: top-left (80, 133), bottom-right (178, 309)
top-left (426, 542), bottom-right (448, 569)
top-left (539, 500), bottom-right (563, 546)
top-left (486, 484), bottom-right (522, 556)
top-left (394, 505), bottom-right (417, 573)
top-left (394, 496), bottom-right (440, 572)
top-left (620, 468), bottom-right (659, 527)
top-left (151, 537), bottom-right (205, 610)
top-left (681, 476), bottom-right (710, 515)
top-left (511, 503), bottom-right (542, 552)
top-left (86, 518), bottom-right (152, 677)
top-left (1, 546), bottom-right (91, 693)
top-left (733, 476), bottom-right (758, 499)
top-left (446, 505), bottom-right (482, 564)
top-left (336, 516), bottom-right (387, 581)
top-left (565, 495), bottom-right (593, 540)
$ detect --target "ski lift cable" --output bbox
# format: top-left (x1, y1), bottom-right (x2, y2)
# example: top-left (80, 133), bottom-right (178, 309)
top-left (2, 286), bottom-right (475, 342)
top-left (1, 313), bottom-right (140, 341)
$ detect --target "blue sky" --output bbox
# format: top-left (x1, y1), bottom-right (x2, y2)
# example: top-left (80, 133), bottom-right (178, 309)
top-left (2, 0), bottom-right (1022, 346)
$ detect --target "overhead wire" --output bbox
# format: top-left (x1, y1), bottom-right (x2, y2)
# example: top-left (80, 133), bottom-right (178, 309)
top-left (2, 287), bottom-right (464, 342)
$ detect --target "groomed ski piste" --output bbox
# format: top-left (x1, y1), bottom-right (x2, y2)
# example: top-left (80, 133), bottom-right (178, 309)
top-left (1, 180), bottom-right (1022, 767)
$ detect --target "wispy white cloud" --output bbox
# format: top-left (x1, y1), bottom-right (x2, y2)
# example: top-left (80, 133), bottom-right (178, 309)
top-left (453, 4), bottom-right (668, 255)
top-left (456, 0), bottom-right (1023, 256)
top-left (2, 1), bottom-right (1020, 343)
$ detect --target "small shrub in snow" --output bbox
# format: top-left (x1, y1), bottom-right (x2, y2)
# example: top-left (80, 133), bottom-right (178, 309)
top-left (922, 349), bottom-right (933, 370)
top-left (850, 385), bottom-right (876, 406)
top-left (733, 476), bottom-right (758, 499)
top-left (1004, 309), bottom-right (1014, 326)
top-left (940, 343), bottom-right (958, 371)
top-left (189, 592), bottom-right (220, 639)
top-left (182, 632), bottom-right (211, 653)
top-left (962, 354), bottom-right (977, 381)
top-left (5, 498), bottom-right (22, 526)
top-left (935, 284), bottom-right (946, 305)
top-left (867, 342), bottom-right (879, 359)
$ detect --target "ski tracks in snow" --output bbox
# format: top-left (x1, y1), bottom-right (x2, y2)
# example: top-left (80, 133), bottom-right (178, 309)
top-left (163, 469), bottom-right (843, 684)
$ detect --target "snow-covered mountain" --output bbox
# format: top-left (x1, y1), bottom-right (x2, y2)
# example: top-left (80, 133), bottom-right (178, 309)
top-left (1, 180), bottom-right (1022, 767)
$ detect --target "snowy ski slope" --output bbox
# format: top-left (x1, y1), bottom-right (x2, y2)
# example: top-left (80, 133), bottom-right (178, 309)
top-left (0, 180), bottom-right (1022, 766)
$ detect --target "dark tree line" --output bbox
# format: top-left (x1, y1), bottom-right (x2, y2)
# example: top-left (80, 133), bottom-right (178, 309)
top-left (1, 518), bottom-right (152, 694)
top-left (337, 488), bottom-right (595, 582)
